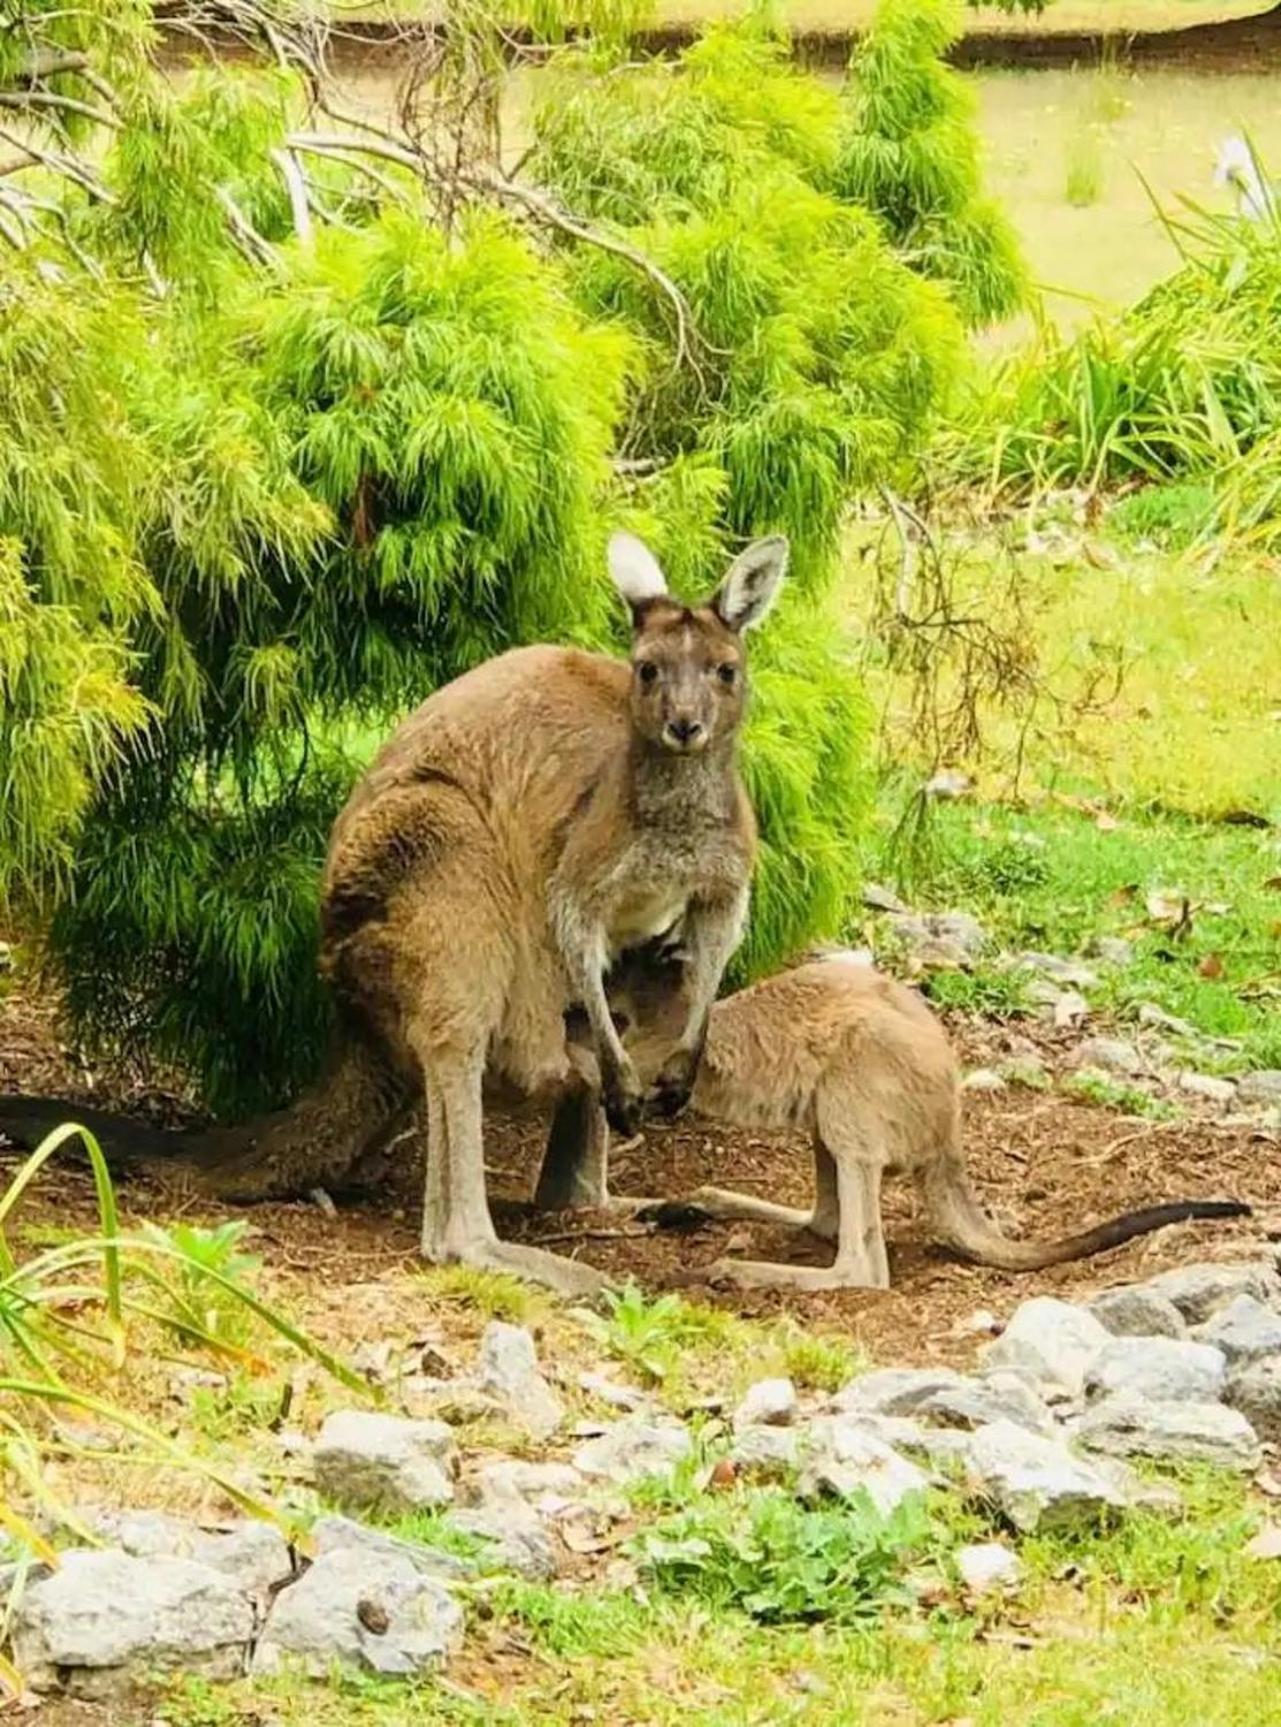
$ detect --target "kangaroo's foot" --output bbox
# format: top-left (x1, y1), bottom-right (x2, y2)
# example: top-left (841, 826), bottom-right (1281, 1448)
top-left (425, 1236), bottom-right (610, 1298)
top-left (702, 1256), bottom-right (890, 1293)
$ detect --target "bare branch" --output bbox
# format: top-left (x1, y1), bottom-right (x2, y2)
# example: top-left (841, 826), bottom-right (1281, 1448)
top-left (0, 89), bottom-right (120, 129)
top-left (271, 146), bottom-right (313, 244)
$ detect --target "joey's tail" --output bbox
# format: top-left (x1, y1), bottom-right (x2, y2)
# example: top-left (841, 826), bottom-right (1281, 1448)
top-left (922, 1145), bottom-right (1249, 1272)
top-left (0, 1036), bottom-right (409, 1201)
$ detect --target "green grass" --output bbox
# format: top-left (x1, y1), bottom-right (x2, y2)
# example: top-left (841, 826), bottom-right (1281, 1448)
top-left (860, 798), bottom-right (1281, 1069)
top-left (1064, 123), bottom-right (1105, 207)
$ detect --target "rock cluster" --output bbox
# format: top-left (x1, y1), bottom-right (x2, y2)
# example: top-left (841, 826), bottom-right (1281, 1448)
top-left (11, 1259), bottom-right (1281, 1698)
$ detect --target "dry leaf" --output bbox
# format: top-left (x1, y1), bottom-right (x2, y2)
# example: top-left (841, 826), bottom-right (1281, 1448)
top-left (709, 1458), bottom-right (738, 1490)
top-left (1265, 876), bottom-right (1281, 893)
top-left (1095, 811), bottom-right (1119, 831)
top-left (1110, 883), bottom-right (1140, 908)
top-left (1199, 953), bottom-right (1225, 980)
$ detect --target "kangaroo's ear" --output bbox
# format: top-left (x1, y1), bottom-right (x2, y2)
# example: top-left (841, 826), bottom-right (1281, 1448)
top-left (608, 532), bottom-right (669, 619)
top-left (712, 536), bottom-right (789, 633)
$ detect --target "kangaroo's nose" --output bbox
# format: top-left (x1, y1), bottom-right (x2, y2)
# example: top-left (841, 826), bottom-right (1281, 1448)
top-left (666, 718), bottom-right (704, 746)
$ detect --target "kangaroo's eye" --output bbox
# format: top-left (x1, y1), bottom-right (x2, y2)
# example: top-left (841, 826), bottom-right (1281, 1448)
top-left (717, 663), bottom-right (738, 686)
top-left (637, 661), bottom-right (658, 686)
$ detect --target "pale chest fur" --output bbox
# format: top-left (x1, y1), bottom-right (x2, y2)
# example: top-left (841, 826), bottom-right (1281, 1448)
top-left (603, 826), bottom-right (749, 956)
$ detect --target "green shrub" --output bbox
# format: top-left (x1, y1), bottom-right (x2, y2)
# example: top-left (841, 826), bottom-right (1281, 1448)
top-left (635, 1488), bottom-right (929, 1622)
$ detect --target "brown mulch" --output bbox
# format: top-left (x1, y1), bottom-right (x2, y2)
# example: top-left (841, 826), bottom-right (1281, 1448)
top-left (2, 983), bottom-right (1277, 1371)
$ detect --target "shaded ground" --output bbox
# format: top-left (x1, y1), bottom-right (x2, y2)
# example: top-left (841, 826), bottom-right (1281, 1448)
top-left (4, 982), bottom-right (1275, 1371)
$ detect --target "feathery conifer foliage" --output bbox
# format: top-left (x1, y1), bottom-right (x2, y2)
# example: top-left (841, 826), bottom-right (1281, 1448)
top-left (2, 1), bottom-right (971, 1113)
top-left (831, 0), bottom-right (1027, 329)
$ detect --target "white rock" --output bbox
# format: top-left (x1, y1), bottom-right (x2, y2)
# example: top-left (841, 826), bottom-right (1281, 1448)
top-left (1237, 1071), bottom-right (1281, 1109)
top-left (1084, 1336), bottom-right (1226, 1405)
top-left (732, 1377), bottom-right (798, 1429)
top-left (920, 1372), bottom-right (1054, 1434)
top-left (862, 882), bottom-right (908, 914)
top-left (1177, 1072), bottom-right (1238, 1108)
top-left (1074, 1037), bottom-right (1147, 1077)
top-left (1137, 1003), bottom-right (1200, 1039)
top-left (1142, 1262), bottom-right (1280, 1324)
top-left (1076, 1396), bottom-right (1261, 1471)
top-left (832, 1368), bottom-right (972, 1419)
top-left (963, 1420), bottom-right (1128, 1534)
top-left (1017, 952), bottom-right (1100, 991)
top-left (572, 1416), bottom-right (692, 1486)
top-left (1193, 1295), bottom-right (1281, 1366)
top-left (475, 1459), bottom-right (586, 1512)
top-left (11, 1550), bottom-right (254, 1696)
top-left (1087, 1286), bottom-right (1186, 1339)
top-left (962, 1068), bottom-right (1007, 1094)
top-left (799, 1417), bottom-right (928, 1516)
top-left (88, 1511), bottom-right (293, 1604)
top-left (477, 1322), bottom-right (564, 1440)
top-left (955, 1541), bottom-right (1023, 1596)
top-left (1225, 1358), bottom-right (1281, 1442)
top-left (730, 1426), bottom-right (803, 1477)
top-left (1087, 937), bottom-right (1134, 968)
top-left (253, 1549), bottom-right (462, 1678)
top-left (448, 1504), bottom-right (556, 1580)
top-left (313, 1411), bottom-right (456, 1514)
top-left (310, 1514), bottom-right (471, 1581)
top-left (981, 1298), bottom-right (1111, 1397)
top-left (578, 1371), bottom-right (649, 1411)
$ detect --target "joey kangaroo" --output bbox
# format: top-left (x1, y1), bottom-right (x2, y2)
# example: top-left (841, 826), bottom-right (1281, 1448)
top-left (612, 950), bottom-right (1249, 1290)
top-left (0, 533), bottom-right (787, 1295)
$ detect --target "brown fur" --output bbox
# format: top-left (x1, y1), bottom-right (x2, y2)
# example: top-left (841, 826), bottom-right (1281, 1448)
top-left (616, 951), bottom-right (1248, 1290)
top-left (0, 536), bottom-right (788, 1297)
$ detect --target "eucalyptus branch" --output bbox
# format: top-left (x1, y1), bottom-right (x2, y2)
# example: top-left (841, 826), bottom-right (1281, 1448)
top-left (0, 88), bottom-right (120, 129)
top-left (271, 145), bottom-right (313, 244)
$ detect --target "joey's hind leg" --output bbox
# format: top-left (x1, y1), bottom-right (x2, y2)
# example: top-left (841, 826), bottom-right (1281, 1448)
top-left (704, 1154), bottom-right (890, 1293)
top-left (531, 1017), bottom-right (661, 1216)
top-left (686, 1141), bottom-right (841, 1243)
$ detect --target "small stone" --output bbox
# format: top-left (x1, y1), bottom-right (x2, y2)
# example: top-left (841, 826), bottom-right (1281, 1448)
top-left (1076, 1396), bottom-right (1261, 1471)
top-left (87, 1511), bottom-right (293, 1604)
top-left (963, 1420), bottom-right (1127, 1534)
top-left (578, 1372), bottom-right (649, 1411)
top-left (962, 1068), bottom-right (1007, 1094)
top-left (1087, 1286), bottom-right (1187, 1339)
top-left (955, 1542), bottom-right (1022, 1596)
top-left (798, 1418), bottom-right (928, 1516)
top-left (1237, 1071), bottom-right (1281, 1109)
top-left (1193, 1295), bottom-right (1281, 1366)
top-left (958, 1309), bottom-right (1002, 1336)
top-left (1177, 1072), bottom-right (1238, 1108)
top-left (730, 1426), bottom-right (803, 1478)
top-left (310, 1514), bottom-right (472, 1582)
top-left (924, 769), bottom-right (973, 801)
top-left (1050, 989), bottom-right (1090, 1029)
top-left (1084, 1337), bottom-right (1226, 1405)
top-left (891, 911), bottom-right (987, 970)
top-left (1017, 952), bottom-right (1100, 991)
top-left (11, 1550), bottom-right (254, 1697)
top-left (981, 1298), bottom-right (1110, 1397)
top-left (252, 1549), bottom-right (463, 1678)
top-left (1137, 1003), bottom-right (1200, 1039)
top-left (862, 882), bottom-right (908, 914)
top-left (1087, 936), bottom-right (1134, 968)
top-left (477, 1323), bottom-right (564, 1440)
top-left (998, 1057), bottom-right (1052, 1090)
top-left (1074, 1038), bottom-right (1146, 1077)
top-left (448, 1505), bottom-right (556, 1581)
top-left (831, 1368), bottom-right (972, 1419)
top-left (475, 1460), bottom-right (585, 1512)
top-left (1224, 1358), bottom-right (1281, 1442)
top-left (572, 1416), bottom-right (692, 1486)
top-left (926, 1371), bottom-right (1054, 1433)
top-left (313, 1411), bottom-right (456, 1515)
top-left (1143, 1262), bottom-right (1281, 1324)
top-left (732, 1377), bottom-right (798, 1429)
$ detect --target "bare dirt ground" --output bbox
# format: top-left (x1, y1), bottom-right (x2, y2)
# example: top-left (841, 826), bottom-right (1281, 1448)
top-left (4, 982), bottom-right (1277, 1371)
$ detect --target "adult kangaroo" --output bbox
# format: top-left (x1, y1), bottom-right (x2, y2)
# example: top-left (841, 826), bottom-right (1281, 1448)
top-left (0, 533), bottom-right (787, 1295)
top-left (613, 950), bottom-right (1250, 1290)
